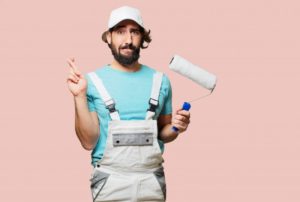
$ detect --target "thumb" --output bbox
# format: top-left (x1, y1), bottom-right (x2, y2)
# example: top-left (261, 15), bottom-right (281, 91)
top-left (175, 108), bottom-right (182, 114)
top-left (78, 73), bottom-right (85, 79)
top-left (74, 69), bottom-right (82, 76)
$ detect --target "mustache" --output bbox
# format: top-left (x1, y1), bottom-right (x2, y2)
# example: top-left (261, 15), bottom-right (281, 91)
top-left (120, 44), bottom-right (138, 50)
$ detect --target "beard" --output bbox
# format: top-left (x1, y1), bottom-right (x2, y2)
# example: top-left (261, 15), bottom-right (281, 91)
top-left (110, 42), bottom-right (140, 67)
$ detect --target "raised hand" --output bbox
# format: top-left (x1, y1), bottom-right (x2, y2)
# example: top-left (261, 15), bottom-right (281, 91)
top-left (66, 57), bottom-right (87, 97)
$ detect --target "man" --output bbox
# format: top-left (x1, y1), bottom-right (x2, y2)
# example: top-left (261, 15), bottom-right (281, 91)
top-left (67, 6), bottom-right (190, 202)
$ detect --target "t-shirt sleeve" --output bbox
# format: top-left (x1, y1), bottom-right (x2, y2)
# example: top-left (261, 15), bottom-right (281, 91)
top-left (160, 74), bottom-right (172, 115)
top-left (85, 74), bottom-right (96, 112)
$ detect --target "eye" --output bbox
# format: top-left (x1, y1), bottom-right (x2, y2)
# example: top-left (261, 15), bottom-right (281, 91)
top-left (116, 29), bottom-right (125, 34)
top-left (131, 30), bottom-right (141, 36)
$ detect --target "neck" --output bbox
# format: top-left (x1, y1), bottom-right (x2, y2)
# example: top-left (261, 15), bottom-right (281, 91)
top-left (110, 60), bottom-right (141, 72)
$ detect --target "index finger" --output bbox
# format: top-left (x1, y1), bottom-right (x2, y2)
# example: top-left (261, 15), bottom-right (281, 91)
top-left (177, 110), bottom-right (190, 118)
top-left (67, 57), bottom-right (78, 71)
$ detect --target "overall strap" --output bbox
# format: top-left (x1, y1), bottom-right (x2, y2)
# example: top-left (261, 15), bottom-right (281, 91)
top-left (88, 72), bottom-right (120, 121)
top-left (145, 72), bottom-right (163, 120)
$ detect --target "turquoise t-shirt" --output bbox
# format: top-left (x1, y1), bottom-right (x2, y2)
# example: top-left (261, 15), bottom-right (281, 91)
top-left (84, 64), bottom-right (172, 166)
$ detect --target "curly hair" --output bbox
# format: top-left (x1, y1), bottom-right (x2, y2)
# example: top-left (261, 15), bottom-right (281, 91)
top-left (102, 26), bottom-right (152, 49)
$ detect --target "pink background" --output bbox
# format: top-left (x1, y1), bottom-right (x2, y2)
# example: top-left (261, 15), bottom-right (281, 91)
top-left (1, 0), bottom-right (300, 201)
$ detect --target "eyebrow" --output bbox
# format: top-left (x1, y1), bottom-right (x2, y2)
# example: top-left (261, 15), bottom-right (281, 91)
top-left (113, 25), bottom-right (140, 32)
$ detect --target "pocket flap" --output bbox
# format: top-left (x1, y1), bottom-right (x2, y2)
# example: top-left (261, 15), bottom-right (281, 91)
top-left (113, 133), bottom-right (153, 146)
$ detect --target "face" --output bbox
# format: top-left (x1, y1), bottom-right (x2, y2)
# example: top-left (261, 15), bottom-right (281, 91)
top-left (106, 20), bottom-right (143, 66)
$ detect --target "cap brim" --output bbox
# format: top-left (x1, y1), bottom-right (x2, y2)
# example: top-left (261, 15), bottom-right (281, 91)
top-left (102, 21), bottom-right (148, 44)
top-left (110, 18), bottom-right (148, 33)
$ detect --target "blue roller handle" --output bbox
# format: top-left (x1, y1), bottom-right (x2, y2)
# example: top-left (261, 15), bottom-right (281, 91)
top-left (172, 102), bottom-right (191, 132)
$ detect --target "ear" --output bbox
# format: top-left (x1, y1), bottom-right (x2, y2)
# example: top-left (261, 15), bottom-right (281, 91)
top-left (106, 32), bottom-right (112, 44)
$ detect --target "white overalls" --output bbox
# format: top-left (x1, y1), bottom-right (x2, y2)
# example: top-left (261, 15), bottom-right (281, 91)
top-left (88, 71), bottom-right (166, 202)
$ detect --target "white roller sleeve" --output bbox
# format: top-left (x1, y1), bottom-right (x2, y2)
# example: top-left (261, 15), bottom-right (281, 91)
top-left (169, 54), bottom-right (217, 91)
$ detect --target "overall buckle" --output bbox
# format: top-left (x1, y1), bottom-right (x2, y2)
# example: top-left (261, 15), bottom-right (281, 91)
top-left (105, 99), bottom-right (117, 113)
top-left (148, 98), bottom-right (159, 112)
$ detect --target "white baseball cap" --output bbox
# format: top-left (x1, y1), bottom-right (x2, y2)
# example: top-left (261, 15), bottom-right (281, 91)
top-left (107, 6), bottom-right (145, 29)
top-left (102, 6), bottom-right (146, 42)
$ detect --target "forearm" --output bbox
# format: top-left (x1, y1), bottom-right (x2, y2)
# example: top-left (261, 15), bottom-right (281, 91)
top-left (74, 95), bottom-right (99, 150)
top-left (158, 124), bottom-right (179, 143)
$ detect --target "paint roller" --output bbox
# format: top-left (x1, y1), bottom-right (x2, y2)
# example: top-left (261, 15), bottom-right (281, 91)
top-left (169, 54), bottom-right (217, 132)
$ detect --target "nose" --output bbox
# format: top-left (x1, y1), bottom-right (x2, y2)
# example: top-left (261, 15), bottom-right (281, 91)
top-left (125, 31), bottom-right (133, 44)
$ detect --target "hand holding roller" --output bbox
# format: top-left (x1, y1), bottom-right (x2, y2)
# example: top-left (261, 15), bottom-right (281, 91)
top-left (168, 54), bottom-right (217, 133)
top-left (171, 102), bottom-right (191, 132)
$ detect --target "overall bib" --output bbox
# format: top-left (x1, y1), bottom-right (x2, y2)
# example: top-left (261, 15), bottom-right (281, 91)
top-left (88, 71), bottom-right (166, 202)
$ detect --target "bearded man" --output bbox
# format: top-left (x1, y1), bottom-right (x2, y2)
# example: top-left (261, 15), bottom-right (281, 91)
top-left (67, 6), bottom-right (190, 202)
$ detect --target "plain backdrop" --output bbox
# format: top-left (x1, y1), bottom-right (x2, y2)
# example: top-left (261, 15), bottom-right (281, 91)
top-left (1, 0), bottom-right (300, 201)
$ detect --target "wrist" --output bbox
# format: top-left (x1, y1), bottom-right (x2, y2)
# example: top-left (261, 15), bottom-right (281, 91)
top-left (74, 94), bottom-right (87, 101)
